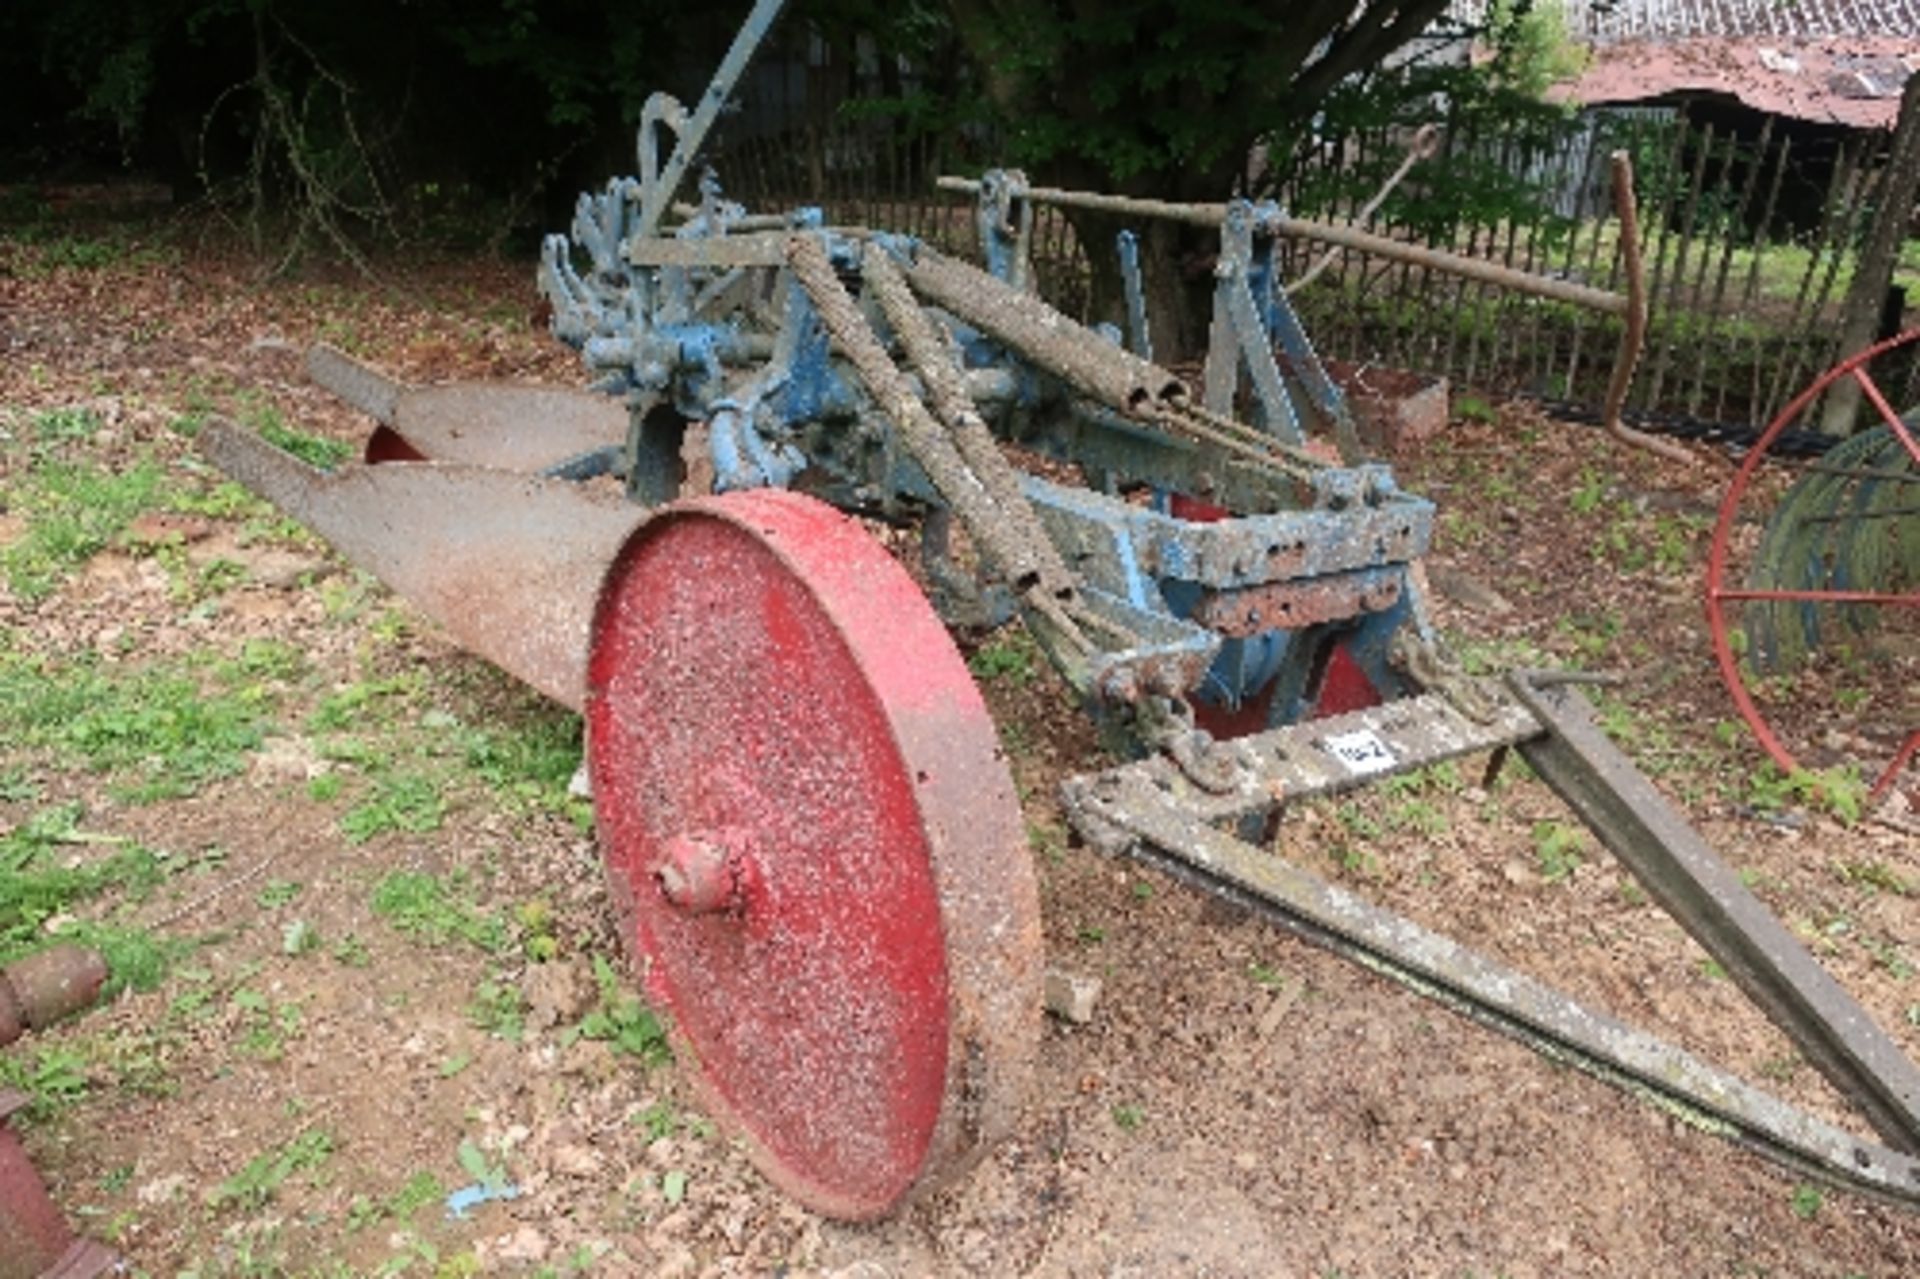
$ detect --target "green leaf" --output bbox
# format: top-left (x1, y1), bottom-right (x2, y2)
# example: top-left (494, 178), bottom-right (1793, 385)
top-left (456, 1138), bottom-right (490, 1184)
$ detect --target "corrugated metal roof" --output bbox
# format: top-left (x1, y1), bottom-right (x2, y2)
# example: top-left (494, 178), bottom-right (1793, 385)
top-left (1446, 0), bottom-right (1920, 42)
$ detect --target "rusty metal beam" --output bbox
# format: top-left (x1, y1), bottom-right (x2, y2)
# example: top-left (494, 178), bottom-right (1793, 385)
top-left (1067, 768), bottom-right (1920, 1205)
top-left (935, 177), bottom-right (1631, 316)
top-left (1510, 670), bottom-right (1920, 1155)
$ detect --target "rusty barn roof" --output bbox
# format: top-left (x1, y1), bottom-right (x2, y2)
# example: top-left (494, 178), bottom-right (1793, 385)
top-left (1440, 1), bottom-right (1920, 128)
top-left (1447, 0), bottom-right (1920, 42)
top-left (1558, 35), bottom-right (1917, 128)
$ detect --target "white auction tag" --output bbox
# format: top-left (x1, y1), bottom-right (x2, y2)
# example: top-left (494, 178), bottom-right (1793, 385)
top-left (1322, 728), bottom-right (1397, 775)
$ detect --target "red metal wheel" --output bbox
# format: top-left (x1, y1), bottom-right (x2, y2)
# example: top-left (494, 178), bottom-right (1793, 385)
top-left (1706, 330), bottom-right (1920, 801)
top-left (585, 488), bottom-right (1042, 1219)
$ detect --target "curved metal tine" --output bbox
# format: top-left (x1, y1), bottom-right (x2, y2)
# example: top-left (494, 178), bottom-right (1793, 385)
top-left (1872, 730), bottom-right (1919, 799)
top-left (634, 0), bottom-right (791, 238)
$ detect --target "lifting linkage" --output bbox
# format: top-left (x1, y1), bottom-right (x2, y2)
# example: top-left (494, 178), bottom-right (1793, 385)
top-left (936, 150), bottom-right (1689, 466)
top-left (195, 0), bottom-right (1920, 1219)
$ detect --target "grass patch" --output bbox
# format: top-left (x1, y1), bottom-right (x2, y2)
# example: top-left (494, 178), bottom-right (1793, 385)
top-left (0, 1042), bottom-right (92, 1118)
top-left (460, 707), bottom-right (587, 822)
top-left (468, 979), bottom-right (526, 1040)
top-left (308, 676), bottom-right (421, 733)
top-left (1532, 820), bottom-right (1585, 883)
top-left (0, 647), bottom-right (279, 803)
top-left (209, 1128), bottom-right (335, 1211)
top-left (0, 801), bottom-right (191, 992)
top-left (968, 632), bottom-right (1039, 685)
top-left (371, 870), bottom-right (505, 952)
top-left (1, 446), bottom-right (165, 603)
top-left (563, 955), bottom-right (671, 1065)
top-left (339, 772), bottom-right (446, 842)
top-left (1744, 762), bottom-right (1868, 826)
top-left (346, 1169), bottom-right (445, 1232)
top-left (256, 410), bottom-right (351, 470)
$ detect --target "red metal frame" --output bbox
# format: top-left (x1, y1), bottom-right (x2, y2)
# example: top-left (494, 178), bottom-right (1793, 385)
top-left (1705, 329), bottom-right (1920, 799)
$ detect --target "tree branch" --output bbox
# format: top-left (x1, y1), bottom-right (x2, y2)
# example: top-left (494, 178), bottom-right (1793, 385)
top-left (1292, 0), bottom-right (1451, 107)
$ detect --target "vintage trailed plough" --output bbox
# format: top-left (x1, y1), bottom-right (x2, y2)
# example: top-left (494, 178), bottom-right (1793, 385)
top-left (201, 0), bottom-right (1920, 1220)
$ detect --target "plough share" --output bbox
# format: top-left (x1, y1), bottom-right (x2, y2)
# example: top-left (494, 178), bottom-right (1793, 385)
top-left (201, 0), bottom-right (1920, 1219)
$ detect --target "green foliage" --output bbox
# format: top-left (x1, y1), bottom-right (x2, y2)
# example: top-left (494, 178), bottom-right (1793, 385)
top-left (0, 648), bottom-right (275, 802)
top-left (0, 802), bottom-right (190, 994)
top-left (566, 954), bottom-right (670, 1065)
top-left (255, 413), bottom-right (351, 470)
top-left (1531, 820), bottom-right (1584, 883)
top-left (1481, 0), bottom-right (1587, 98)
top-left (210, 1128), bottom-right (335, 1211)
top-left (968, 633), bottom-right (1038, 685)
top-left (1268, 14), bottom-right (1580, 239)
top-left (255, 879), bottom-right (302, 909)
top-left (1835, 861), bottom-right (1912, 896)
top-left (455, 1138), bottom-right (511, 1195)
top-left (308, 675), bottom-right (419, 732)
top-left (1, 444), bottom-right (164, 603)
top-left (469, 979), bottom-right (526, 1041)
top-left (1744, 763), bottom-right (1868, 826)
top-left (517, 898), bottom-right (559, 962)
top-left (459, 707), bottom-right (588, 822)
top-left (370, 870), bottom-right (505, 952)
top-left (280, 917), bottom-right (320, 955)
top-left (339, 771), bottom-right (447, 842)
top-left (0, 0), bottom-right (740, 251)
top-left (347, 1170), bottom-right (445, 1232)
top-left (0, 1043), bottom-right (92, 1118)
top-left (1453, 394), bottom-right (1497, 424)
top-left (230, 986), bottom-right (304, 1060)
top-left (961, 5), bottom-right (1293, 182)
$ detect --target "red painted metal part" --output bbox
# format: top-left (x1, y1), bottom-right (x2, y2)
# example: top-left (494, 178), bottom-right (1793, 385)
top-left (0, 948), bottom-right (108, 1049)
top-left (0, 947), bottom-right (121, 1279)
top-left (585, 488), bottom-right (1042, 1220)
top-left (1165, 494), bottom-right (1386, 735)
top-left (1313, 643), bottom-right (1382, 719)
top-left (0, 1093), bottom-right (123, 1279)
top-left (1705, 330), bottom-right (1920, 799)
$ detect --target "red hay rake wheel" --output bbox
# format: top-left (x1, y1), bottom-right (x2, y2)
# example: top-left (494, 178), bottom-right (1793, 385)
top-left (1706, 330), bottom-right (1920, 803)
top-left (584, 488), bottom-right (1042, 1220)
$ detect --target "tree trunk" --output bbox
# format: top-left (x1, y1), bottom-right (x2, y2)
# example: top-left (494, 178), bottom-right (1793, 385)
top-left (1820, 73), bottom-right (1920, 435)
top-left (1061, 204), bottom-right (1216, 367)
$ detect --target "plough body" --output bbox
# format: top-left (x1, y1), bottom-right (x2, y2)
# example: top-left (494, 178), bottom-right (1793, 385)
top-left (201, 0), bottom-right (1920, 1218)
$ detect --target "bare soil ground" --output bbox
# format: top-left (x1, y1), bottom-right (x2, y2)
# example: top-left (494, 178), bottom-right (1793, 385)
top-left (2, 211), bottom-right (1918, 1278)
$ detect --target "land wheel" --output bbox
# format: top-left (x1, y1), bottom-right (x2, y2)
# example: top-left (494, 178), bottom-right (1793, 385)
top-left (585, 488), bottom-right (1043, 1219)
